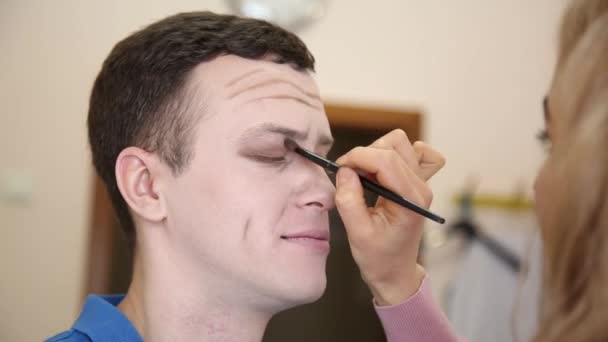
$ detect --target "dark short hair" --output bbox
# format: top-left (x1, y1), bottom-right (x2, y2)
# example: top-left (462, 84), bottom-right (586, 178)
top-left (88, 11), bottom-right (315, 246)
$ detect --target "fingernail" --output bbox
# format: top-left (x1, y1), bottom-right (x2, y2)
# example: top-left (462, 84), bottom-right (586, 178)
top-left (335, 156), bottom-right (345, 165)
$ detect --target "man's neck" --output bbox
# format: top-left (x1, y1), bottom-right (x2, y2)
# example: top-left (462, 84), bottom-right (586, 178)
top-left (118, 241), bottom-right (273, 342)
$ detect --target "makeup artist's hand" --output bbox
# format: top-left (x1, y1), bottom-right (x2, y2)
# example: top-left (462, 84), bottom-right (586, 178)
top-left (334, 129), bottom-right (445, 306)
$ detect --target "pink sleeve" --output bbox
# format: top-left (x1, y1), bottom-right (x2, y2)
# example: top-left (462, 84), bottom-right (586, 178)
top-left (374, 276), bottom-right (463, 342)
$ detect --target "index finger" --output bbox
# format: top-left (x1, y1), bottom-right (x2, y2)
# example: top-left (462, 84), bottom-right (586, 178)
top-left (335, 146), bottom-right (430, 207)
top-left (369, 129), bottom-right (421, 177)
top-left (413, 141), bottom-right (446, 181)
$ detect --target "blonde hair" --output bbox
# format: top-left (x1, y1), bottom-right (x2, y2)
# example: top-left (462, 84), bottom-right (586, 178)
top-left (534, 0), bottom-right (608, 341)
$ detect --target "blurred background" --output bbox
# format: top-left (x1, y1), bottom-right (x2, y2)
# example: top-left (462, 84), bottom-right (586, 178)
top-left (1, 0), bottom-right (566, 341)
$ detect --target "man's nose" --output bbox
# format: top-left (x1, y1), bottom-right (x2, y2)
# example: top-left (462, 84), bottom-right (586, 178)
top-left (298, 166), bottom-right (336, 211)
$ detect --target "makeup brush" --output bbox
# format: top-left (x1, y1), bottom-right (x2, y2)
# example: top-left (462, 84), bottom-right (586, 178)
top-left (285, 139), bottom-right (445, 224)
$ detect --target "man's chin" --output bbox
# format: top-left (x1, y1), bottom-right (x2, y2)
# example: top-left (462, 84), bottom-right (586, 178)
top-left (297, 281), bottom-right (326, 304)
top-left (272, 276), bottom-right (327, 311)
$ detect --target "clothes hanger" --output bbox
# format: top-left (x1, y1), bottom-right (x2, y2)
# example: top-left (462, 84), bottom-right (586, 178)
top-left (448, 180), bottom-right (523, 272)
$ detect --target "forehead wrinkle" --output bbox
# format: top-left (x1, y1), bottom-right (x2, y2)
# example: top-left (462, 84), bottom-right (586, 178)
top-left (243, 94), bottom-right (322, 110)
top-left (228, 77), bottom-right (320, 101)
top-left (225, 68), bottom-right (265, 88)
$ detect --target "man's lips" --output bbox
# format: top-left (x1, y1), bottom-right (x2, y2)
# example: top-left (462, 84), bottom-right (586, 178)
top-left (280, 230), bottom-right (330, 241)
top-left (280, 229), bottom-right (331, 254)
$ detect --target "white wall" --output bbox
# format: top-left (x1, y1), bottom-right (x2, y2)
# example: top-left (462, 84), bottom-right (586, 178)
top-left (0, 1), bottom-right (565, 340)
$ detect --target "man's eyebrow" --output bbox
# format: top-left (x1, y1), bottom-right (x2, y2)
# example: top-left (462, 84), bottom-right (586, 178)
top-left (238, 122), bottom-right (334, 147)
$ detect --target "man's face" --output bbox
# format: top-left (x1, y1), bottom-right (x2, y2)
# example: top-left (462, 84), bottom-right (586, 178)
top-left (162, 55), bottom-right (335, 311)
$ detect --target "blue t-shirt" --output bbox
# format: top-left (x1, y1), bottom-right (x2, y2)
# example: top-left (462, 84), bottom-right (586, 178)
top-left (45, 295), bottom-right (142, 342)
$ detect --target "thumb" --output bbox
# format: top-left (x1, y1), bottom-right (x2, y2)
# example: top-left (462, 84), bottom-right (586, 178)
top-left (335, 167), bottom-right (373, 239)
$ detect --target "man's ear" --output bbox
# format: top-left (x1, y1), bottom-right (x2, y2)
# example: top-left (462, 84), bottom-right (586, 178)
top-left (115, 147), bottom-right (168, 223)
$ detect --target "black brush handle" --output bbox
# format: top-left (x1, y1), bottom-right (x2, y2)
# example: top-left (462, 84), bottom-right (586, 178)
top-left (359, 176), bottom-right (446, 224)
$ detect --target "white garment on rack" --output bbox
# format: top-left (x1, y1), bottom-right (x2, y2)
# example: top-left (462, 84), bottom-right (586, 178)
top-left (443, 210), bottom-right (541, 342)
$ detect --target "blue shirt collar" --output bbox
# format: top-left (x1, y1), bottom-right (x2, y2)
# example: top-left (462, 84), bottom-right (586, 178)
top-left (72, 295), bottom-right (142, 342)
